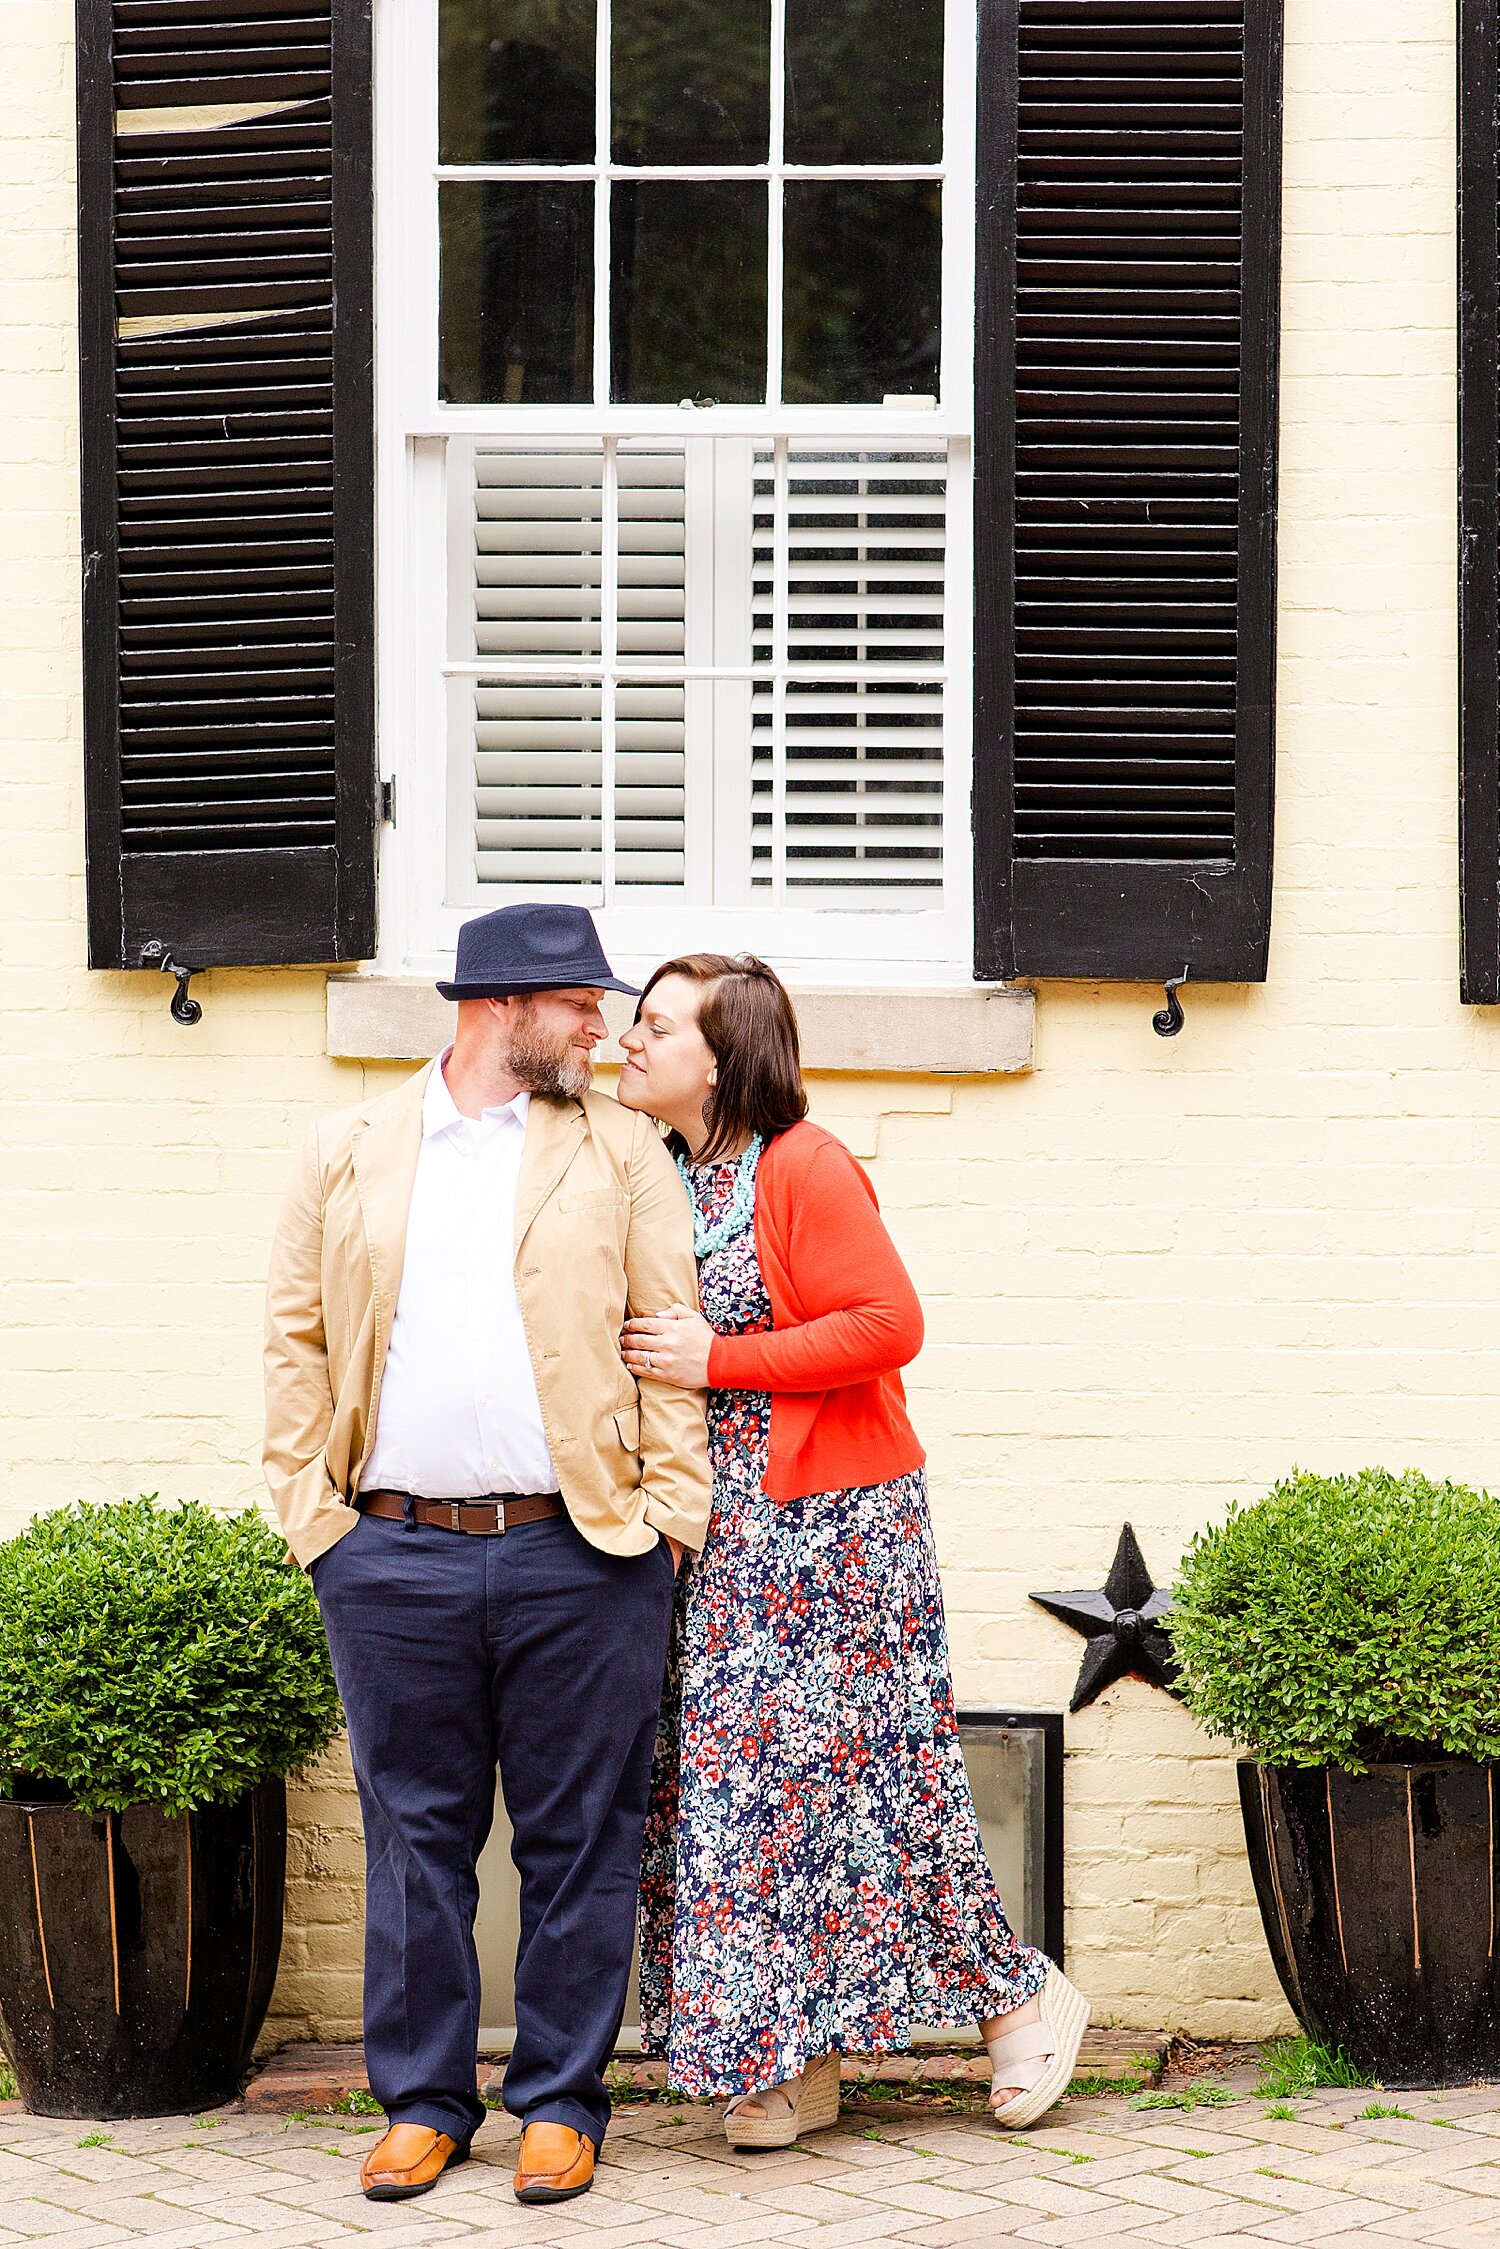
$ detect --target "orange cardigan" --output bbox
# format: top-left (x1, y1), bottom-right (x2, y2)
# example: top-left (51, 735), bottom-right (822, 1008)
top-left (705, 1120), bottom-right (926, 1501)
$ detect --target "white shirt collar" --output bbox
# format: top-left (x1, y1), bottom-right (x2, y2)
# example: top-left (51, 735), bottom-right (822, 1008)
top-left (423, 1049), bottom-right (531, 1141)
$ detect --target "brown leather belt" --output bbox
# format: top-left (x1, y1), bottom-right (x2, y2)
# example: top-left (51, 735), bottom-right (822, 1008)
top-left (358, 1489), bottom-right (565, 1536)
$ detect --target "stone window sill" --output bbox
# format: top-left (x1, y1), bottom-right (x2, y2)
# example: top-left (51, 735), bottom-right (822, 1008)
top-left (326, 976), bottom-right (1034, 1076)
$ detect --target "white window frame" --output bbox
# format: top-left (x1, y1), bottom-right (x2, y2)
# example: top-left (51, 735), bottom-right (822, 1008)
top-left (372, 0), bottom-right (979, 986)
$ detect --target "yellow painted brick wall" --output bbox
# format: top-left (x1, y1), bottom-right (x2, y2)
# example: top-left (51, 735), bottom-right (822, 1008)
top-left (1, 0), bottom-right (1487, 2046)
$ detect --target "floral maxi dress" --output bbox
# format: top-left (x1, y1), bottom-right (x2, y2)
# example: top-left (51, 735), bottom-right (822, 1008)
top-left (638, 1149), bottom-right (1049, 2097)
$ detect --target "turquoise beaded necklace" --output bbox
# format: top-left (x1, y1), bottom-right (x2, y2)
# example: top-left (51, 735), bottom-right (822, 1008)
top-left (677, 1132), bottom-right (763, 1261)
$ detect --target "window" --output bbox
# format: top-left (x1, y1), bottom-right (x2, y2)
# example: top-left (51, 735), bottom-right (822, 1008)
top-left (376, 0), bottom-right (976, 980)
top-left (76, 0), bottom-right (1283, 999)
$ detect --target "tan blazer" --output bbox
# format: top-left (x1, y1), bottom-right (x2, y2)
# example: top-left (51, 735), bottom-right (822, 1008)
top-left (263, 1062), bottom-right (711, 1570)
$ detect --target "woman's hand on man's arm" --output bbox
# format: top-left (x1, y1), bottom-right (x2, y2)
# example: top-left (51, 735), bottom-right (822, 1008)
top-left (621, 1302), bottom-right (715, 1388)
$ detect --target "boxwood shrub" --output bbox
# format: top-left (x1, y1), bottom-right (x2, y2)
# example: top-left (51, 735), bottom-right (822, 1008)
top-left (1169, 1468), bottom-right (1500, 1771)
top-left (0, 1496), bottom-right (341, 1815)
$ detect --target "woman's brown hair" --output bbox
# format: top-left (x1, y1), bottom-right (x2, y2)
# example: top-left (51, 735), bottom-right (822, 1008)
top-left (635, 953), bottom-right (808, 1162)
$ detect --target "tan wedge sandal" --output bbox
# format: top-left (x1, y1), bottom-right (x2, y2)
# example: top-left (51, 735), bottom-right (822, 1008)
top-left (985, 1965), bottom-right (1092, 2130)
top-left (723, 2052), bottom-right (842, 2149)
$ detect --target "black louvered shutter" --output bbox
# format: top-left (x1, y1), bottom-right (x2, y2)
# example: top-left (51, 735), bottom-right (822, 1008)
top-left (1461, 0), bottom-right (1500, 1003)
top-left (76, 0), bottom-right (375, 975)
top-left (974, 0), bottom-right (1282, 983)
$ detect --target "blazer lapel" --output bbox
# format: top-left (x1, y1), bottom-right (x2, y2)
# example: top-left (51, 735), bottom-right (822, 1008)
top-left (515, 1095), bottom-right (587, 1254)
top-left (350, 1063), bottom-right (430, 1330)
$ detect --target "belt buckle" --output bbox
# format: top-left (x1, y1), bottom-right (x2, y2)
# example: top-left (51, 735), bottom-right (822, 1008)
top-left (448, 1502), bottom-right (462, 1532)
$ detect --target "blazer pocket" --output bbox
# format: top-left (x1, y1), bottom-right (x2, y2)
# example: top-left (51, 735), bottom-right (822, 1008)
top-left (613, 1404), bottom-right (641, 1452)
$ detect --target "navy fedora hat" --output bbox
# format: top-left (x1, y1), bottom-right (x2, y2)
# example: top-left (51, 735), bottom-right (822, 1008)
top-left (435, 902), bottom-right (640, 1002)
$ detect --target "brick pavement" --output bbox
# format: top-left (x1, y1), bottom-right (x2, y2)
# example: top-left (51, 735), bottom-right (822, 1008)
top-left (10, 2082), bottom-right (1500, 2245)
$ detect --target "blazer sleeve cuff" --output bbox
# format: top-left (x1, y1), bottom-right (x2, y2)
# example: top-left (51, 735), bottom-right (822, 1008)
top-left (643, 1488), bottom-right (711, 1553)
top-left (283, 1499), bottom-right (361, 1573)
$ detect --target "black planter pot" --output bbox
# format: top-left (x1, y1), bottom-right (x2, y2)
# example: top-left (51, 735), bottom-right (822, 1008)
top-left (0, 1781), bottom-right (286, 2117)
top-left (1239, 1759), bottom-right (1500, 2087)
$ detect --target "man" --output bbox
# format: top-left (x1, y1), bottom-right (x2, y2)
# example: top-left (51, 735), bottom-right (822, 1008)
top-left (263, 903), bottom-right (710, 2207)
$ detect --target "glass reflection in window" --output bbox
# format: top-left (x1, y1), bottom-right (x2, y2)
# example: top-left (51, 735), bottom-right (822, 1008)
top-left (440, 182), bottom-right (594, 403)
top-left (439, 0), bottom-right (596, 163)
top-left (611, 0), bottom-right (770, 166)
top-left (783, 182), bottom-right (941, 403)
top-left (611, 182), bottom-right (768, 404)
top-left (784, 0), bottom-right (942, 164)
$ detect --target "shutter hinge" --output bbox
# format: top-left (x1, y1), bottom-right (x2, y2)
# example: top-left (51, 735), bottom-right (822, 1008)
top-left (379, 776), bottom-right (397, 826)
top-left (1152, 966), bottom-right (1189, 1039)
top-left (139, 941), bottom-right (203, 1027)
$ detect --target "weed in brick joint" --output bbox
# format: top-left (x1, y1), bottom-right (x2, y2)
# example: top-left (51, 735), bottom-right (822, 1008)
top-left (76, 2133), bottom-right (111, 2148)
top-left (613, 2077), bottom-right (691, 2108)
top-left (1067, 2072), bottom-right (1147, 2097)
top-left (276, 2116), bottom-right (347, 2148)
top-left (856, 2076), bottom-right (991, 2112)
top-left (1359, 2102), bottom-right (1413, 2121)
top-left (1256, 2036), bottom-right (1375, 2099)
top-left (1130, 2084), bottom-right (1238, 2113)
top-left (1262, 2102), bottom-right (1297, 2122)
top-left (335, 2089), bottom-right (383, 2117)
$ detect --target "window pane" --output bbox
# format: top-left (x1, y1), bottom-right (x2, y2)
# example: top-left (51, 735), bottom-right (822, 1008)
top-left (784, 0), bottom-right (942, 164)
top-left (782, 182), bottom-right (940, 404)
top-left (611, 0), bottom-right (770, 165)
top-left (439, 0), bottom-right (595, 164)
top-left (958, 1722), bottom-right (1049, 1957)
top-left (440, 182), bottom-right (594, 403)
top-left (611, 183), bottom-right (767, 404)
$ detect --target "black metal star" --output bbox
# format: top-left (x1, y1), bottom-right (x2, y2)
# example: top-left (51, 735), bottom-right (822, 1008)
top-left (1030, 1524), bottom-right (1180, 1713)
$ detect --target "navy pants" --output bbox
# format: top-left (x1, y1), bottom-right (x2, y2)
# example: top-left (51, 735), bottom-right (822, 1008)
top-left (313, 1505), bottom-right (675, 2149)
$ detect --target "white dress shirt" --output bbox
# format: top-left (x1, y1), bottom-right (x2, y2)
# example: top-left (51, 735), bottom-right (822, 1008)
top-left (361, 1056), bottom-right (559, 1500)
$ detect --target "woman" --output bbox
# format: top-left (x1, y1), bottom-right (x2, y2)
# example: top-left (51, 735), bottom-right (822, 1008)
top-left (618, 954), bottom-right (1088, 2147)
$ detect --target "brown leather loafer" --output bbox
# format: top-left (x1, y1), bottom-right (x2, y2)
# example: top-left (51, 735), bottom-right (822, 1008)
top-left (359, 2122), bottom-right (469, 2201)
top-left (512, 2120), bottom-right (596, 2203)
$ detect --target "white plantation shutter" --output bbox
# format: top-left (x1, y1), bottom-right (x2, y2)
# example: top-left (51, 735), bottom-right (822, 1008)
top-left (468, 445), bottom-right (687, 885)
top-left (454, 437), bottom-right (951, 902)
top-left (751, 444), bottom-right (947, 893)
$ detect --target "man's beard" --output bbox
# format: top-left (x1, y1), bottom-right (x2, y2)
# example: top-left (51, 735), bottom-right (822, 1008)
top-left (504, 1005), bottom-right (593, 1099)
